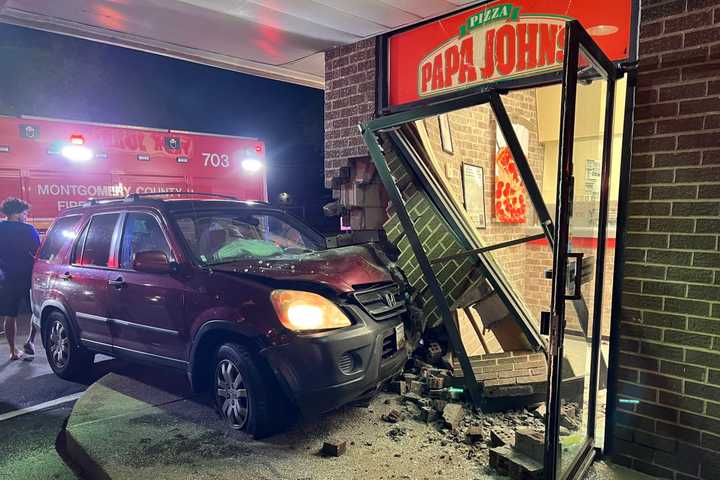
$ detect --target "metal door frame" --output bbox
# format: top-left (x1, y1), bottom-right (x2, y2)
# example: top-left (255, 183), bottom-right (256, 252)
top-left (363, 18), bottom-right (627, 480)
top-left (544, 20), bottom-right (617, 480)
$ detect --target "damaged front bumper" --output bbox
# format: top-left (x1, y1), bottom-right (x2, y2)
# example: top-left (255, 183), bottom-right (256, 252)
top-left (261, 304), bottom-right (407, 418)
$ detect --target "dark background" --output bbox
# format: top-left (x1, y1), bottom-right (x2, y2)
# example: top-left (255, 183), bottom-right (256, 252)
top-left (0, 23), bottom-right (336, 232)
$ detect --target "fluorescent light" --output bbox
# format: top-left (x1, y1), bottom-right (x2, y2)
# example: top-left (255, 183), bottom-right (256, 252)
top-left (241, 158), bottom-right (263, 173)
top-left (61, 145), bottom-right (93, 162)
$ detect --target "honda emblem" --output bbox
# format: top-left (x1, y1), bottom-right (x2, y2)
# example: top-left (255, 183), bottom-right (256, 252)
top-left (383, 292), bottom-right (397, 308)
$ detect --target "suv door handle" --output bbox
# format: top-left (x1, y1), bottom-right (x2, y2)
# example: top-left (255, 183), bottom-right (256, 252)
top-left (108, 276), bottom-right (125, 288)
top-left (60, 272), bottom-right (72, 280)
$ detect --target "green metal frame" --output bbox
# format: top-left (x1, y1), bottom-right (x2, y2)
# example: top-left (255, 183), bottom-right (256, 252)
top-left (362, 88), bottom-right (557, 407)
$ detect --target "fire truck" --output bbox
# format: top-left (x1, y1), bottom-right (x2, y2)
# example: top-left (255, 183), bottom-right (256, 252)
top-left (0, 115), bottom-right (267, 231)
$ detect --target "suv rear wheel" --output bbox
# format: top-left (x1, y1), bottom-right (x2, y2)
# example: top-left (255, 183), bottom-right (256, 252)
top-left (213, 343), bottom-right (285, 438)
top-left (44, 311), bottom-right (93, 380)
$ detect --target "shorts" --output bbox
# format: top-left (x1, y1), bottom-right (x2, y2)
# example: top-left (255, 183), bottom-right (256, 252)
top-left (0, 281), bottom-right (29, 317)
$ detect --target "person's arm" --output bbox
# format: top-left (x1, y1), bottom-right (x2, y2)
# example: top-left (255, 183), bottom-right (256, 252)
top-left (28, 225), bottom-right (41, 258)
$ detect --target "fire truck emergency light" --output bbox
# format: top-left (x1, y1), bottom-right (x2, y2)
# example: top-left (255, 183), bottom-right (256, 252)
top-left (62, 134), bottom-right (93, 162)
top-left (241, 158), bottom-right (263, 173)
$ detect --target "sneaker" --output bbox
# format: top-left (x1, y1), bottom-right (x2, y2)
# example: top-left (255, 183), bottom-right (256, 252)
top-left (23, 342), bottom-right (35, 356)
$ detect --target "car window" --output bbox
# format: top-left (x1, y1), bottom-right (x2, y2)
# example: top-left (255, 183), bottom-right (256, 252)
top-left (171, 210), bottom-right (324, 265)
top-left (79, 213), bottom-right (121, 267)
top-left (119, 212), bottom-right (173, 269)
top-left (38, 215), bottom-right (82, 261)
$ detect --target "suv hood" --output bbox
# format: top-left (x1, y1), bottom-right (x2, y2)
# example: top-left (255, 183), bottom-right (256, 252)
top-left (211, 245), bottom-right (392, 293)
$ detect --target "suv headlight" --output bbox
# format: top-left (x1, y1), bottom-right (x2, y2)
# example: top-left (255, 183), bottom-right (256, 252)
top-left (270, 290), bottom-right (351, 332)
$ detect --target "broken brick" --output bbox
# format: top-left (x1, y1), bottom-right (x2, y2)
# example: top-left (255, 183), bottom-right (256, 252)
top-left (390, 380), bottom-right (407, 395)
top-left (515, 428), bottom-right (544, 463)
top-left (409, 380), bottom-right (426, 395)
top-left (382, 409), bottom-right (403, 423)
top-left (532, 404), bottom-right (546, 420)
top-left (428, 388), bottom-right (447, 399)
top-left (442, 403), bottom-right (465, 431)
top-left (466, 426), bottom-right (484, 443)
top-left (432, 399), bottom-right (448, 412)
top-left (490, 429), bottom-right (515, 448)
top-left (418, 406), bottom-right (439, 423)
top-left (322, 440), bottom-right (347, 457)
top-left (427, 376), bottom-right (444, 390)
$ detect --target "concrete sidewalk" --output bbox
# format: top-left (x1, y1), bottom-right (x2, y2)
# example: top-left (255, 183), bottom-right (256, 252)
top-left (61, 371), bottom-right (503, 480)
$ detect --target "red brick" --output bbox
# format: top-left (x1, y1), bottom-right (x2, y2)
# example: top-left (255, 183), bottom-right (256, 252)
top-left (680, 96), bottom-right (720, 114)
top-left (635, 102), bottom-right (679, 120)
top-left (636, 89), bottom-right (659, 105)
top-left (678, 132), bottom-right (720, 149)
top-left (683, 61), bottom-right (720, 79)
top-left (685, 26), bottom-right (720, 46)
top-left (705, 114), bottom-right (720, 128)
top-left (640, 34), bottom-right (684, 55)
top-left (641, 21), bottom-right (664, 38)
top-left (688, 0), bottom-right (720, 11)
top-left (633, 136), bottom-right (677, 153)
top-left (644, 0), bottom-right (686, 21)
top-left (635, 121), bottom-right (656, 137)
top-left (657, 116), bottom-right (704, 134)
top-left (639, 68), bottom-right (681, 87)
top-left (659, 82), bottom-right (707, 101)
top-left (661, 47), bottom-right (709, 67)
top-left (709, 80), bottom-right (720, 94)
top-left (665, 11), bottom-right (713, 32)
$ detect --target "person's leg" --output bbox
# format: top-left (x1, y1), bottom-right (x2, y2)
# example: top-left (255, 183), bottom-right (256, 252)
top-left (23, 320), bottom-right (37, 355)
top-left (3, 315), bottom-right (22, 360)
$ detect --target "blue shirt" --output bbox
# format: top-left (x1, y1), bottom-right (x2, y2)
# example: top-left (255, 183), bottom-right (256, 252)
top-left (0, 220), bottom-right (40, 287)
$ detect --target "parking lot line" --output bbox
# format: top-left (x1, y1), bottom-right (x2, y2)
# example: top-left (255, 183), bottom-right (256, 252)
top-left (0, 392), bottom-right (84, 422)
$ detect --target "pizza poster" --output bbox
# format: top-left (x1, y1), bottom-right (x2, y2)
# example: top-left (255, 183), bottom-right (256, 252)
top-left (495, 122), bottom-right (528, 224)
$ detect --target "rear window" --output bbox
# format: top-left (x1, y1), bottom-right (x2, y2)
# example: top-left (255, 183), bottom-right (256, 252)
top-left (38, 215), bottom-right (82, 261)
top-left (79, 213), bottom-right (121, 267)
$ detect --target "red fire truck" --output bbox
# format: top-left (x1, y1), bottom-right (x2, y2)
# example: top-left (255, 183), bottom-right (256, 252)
top-left (0, 115), bottom-right (267, 231)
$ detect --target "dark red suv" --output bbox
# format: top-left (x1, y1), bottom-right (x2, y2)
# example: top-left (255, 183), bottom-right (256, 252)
top-left (31, 195), bottom-right (408, 436)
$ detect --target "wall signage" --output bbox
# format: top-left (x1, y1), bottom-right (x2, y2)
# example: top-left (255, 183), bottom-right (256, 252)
top-left (385, 0), bottom-right (635, 108)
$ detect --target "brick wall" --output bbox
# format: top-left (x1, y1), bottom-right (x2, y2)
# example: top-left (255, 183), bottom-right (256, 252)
top-left (324, 38), bottom-right (376, 189)
top-left (612, 1), bottom-right (720, 478)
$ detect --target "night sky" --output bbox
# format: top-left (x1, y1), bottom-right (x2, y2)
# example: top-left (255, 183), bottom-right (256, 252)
top-left (0, 23), bottom-right (335, 232)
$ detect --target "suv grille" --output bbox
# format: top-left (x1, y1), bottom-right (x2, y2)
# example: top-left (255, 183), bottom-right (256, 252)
top-left (353, 283), bottom-right (406, 321)
top-left (382, 331), bottom-right (397, 359)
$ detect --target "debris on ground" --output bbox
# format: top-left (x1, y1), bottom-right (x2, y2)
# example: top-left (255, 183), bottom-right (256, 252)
top-left (442, 403), bottom-right (465, 431)
top-left (381, 409), bottom-right (403, 423)
top-left (466, 426), bottom-right (483, 444)
top-left (321, 440), bottom-right (347, 457)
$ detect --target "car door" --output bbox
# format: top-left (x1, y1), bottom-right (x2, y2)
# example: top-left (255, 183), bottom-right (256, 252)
top-left (107, 210), bottom-right (187, 367)
top-left (66, 212), bottom-right (122, 354)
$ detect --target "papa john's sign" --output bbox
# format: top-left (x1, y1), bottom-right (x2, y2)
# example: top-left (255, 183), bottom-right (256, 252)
top-left (385, 0), bottom-right (635, 108)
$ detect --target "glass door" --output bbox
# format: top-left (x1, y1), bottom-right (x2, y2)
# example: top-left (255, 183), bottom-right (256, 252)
top-left (545, 21), bottom-right (617, 480)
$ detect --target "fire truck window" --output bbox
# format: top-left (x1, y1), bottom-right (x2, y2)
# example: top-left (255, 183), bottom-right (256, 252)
top-left (38, 215), bottom-right (82, 262)
top-left (80, 213), bottom-right (121, 267)
top-left (119, 213), bottom-right (173, 270)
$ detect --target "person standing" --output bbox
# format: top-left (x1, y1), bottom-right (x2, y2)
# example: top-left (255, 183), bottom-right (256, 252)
top-left (0, 197), bottom-right (40, 360)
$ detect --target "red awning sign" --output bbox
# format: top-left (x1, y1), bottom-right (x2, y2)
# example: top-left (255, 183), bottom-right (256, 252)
top-left (387, 0), bottom-right (635, 107)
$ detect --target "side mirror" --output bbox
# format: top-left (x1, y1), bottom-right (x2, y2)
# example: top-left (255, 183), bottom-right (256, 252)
top-left (133, 251), bottom-right (174, 274)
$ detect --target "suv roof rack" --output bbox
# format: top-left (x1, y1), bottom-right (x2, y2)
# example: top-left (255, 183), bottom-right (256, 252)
top-left (83, 192), bottom-right (271, 207)
top-left (127, 191), bottom-right (239, 201)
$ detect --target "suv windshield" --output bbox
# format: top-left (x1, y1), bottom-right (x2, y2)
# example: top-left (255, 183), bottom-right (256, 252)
top-left (172, 209), bottom-right (325, 266)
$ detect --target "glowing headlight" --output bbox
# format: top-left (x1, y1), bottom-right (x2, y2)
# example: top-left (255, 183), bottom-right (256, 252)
top-left (270, 290), bottom-right (351, 332)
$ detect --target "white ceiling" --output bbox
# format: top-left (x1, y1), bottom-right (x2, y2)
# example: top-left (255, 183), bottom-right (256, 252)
top-left (0, 0), bottom-right (478, 89)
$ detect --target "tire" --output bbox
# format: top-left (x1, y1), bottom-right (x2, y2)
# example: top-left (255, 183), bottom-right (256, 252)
top-left (44, 311), bottom-right (93, 381)
top-left (213, 343), bottom-right (287, 438)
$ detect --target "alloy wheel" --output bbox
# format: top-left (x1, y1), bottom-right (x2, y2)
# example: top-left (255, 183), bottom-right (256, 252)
top-left (49, 320), bottom-right (69, 369)
top-left (216, 359), bottom-right (249, 429)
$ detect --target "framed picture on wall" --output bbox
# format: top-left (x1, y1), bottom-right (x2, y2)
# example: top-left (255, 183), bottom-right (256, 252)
top-left (462, 163), bottom-right (486, 229)
top-left (438, 114), bottom-right (453, 154)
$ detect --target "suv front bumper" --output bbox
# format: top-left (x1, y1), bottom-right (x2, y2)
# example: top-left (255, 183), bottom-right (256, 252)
top-left (260, 304), bottom-right (407, 418)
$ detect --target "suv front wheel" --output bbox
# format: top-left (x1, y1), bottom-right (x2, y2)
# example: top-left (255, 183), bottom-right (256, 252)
top-left (213, 343), bottom-right (285, 438)
top-left (44, 311), bottom-right (93, 380)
